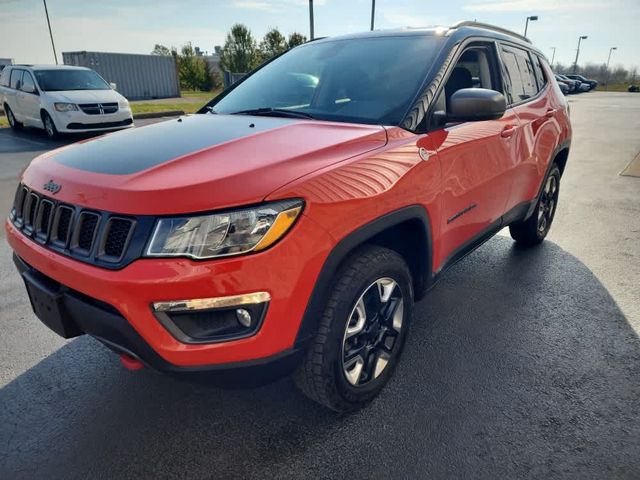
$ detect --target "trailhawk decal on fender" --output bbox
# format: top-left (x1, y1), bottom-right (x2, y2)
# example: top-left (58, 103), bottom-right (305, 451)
top-left (51, 114), bottom-right (298, 175)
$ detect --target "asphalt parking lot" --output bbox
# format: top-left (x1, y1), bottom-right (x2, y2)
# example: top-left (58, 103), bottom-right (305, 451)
top-left (1, 93), bottom-right (639, 479)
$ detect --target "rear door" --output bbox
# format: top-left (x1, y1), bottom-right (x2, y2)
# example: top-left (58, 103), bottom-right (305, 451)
top-left (498, 45), bottom-right (559, 211)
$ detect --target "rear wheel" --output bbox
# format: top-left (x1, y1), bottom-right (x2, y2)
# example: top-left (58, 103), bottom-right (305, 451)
top-left (509, 164), bottom-right (561, 246)
top-left (294, 245), bottom-right (413, 412)
top-left (5, 105), bottom-right (23, 130)
top-left (42, 111), bottom-right (58, 139)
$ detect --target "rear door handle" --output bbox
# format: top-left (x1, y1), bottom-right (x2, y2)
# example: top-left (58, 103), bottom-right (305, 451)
top-left (545, 108), bottom-right (557, 118)
top-left (501, 125), bottom-right (517, 138)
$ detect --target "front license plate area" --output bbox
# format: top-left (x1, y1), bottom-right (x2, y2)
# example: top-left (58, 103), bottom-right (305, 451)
top-left (22, 271), bottom-right (82, 338)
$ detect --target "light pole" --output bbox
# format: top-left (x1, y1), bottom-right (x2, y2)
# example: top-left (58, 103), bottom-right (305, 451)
top-left (43, 0), bottom-right (58, 65)
top-left (309, 0), bottom-right (314, 40)
top-left (572, 35), bottom-right (588, 73)
top-left (605, 47), bottom-right (617, 90)
top-left (524, 15), bottom-right (538, 37)
top-left (370, 0), bottom-right (376, 31)
top-left (550, 47), bottom-right (556, 70)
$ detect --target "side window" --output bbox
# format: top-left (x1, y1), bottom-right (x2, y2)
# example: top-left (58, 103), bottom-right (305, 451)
top-left (10, 69), bottom-right (23, 90)
top-left (21, 72), bottom-right (36, 93)
top-left (0, 68), bottom-right (9, 87)
top-left (515, 52), bottom-right (537, 97)
top-left (532, 54), bottom-right (547, 91)
top-left (427, 42), bottom-right (504, 130)
top-left (443, 44), bottom-right (502, 110)
top-left (500, 46), bottom-right (537, 103)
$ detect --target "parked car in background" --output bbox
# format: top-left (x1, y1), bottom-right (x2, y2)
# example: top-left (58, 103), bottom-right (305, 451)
top-left (0, 65), bottom-right (133, 139)
top-left (6, 22), bottom-right (572, 412)
top-left (566, 74), bottom-right (597, 90)
top-left (554, 74), bottom-right (573, 94)
top-left (557, 80), bottom-right (569, 95)
top-left (556, 74), bottom-right (582, 93)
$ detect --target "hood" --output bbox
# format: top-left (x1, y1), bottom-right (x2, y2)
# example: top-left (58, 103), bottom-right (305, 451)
top-left (22, 114), bottom-right (387, 215)
top-left (44, 89), bottom-right (124, 104)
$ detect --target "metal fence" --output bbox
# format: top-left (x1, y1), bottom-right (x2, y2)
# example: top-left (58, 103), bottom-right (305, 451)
top-left (62, 51), bottom-right (180, 100)
top-left (223, 71), bottom-right (246, 89)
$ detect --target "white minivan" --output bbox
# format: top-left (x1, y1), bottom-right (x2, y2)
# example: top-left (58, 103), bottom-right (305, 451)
top-left (0, 65), bottom-right (133, 139)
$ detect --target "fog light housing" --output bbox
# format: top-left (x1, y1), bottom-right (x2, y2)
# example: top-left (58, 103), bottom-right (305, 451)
top-left (152, 292), bottom-right (269, 344)
top-left (235, 308), bottom-right (252, 328)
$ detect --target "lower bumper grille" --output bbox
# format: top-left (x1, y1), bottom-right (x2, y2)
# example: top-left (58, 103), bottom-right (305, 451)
top-left (66, 118), bottom-right (133, 130)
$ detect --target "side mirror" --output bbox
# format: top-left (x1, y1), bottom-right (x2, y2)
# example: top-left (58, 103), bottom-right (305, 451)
top-left (23, 84), bottom-right (37, 94)
top-left (448, 88), bottom-right (506, 122)
top-left (109, 82), bottom-right (117, 90)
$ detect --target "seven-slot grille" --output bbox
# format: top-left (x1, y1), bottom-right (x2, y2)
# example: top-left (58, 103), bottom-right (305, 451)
top-left (10, 184), bottom-right (135, 265)
top-left (78, 103), bottom-right (119, 115)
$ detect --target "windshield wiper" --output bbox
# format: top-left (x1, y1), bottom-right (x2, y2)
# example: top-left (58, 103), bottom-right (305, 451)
top-left (230, 108), bottom-right (314, 120)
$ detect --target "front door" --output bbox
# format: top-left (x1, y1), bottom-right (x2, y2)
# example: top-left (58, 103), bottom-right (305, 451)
top-left (16, 71), bottom-right (41, 126)
top-left (425, 42), bottom-right (520, 271)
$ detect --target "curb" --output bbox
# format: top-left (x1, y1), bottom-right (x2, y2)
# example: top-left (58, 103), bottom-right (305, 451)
top-left (133, 110), bottom-right (184, 119)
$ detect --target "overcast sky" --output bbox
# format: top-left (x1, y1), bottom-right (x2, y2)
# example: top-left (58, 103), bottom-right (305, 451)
top-left (1, 0), bottom-right (638, 69)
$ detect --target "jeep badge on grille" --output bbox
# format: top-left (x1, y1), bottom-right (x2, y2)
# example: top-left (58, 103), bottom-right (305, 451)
top-left (43, 180), bottom-right (61, 194)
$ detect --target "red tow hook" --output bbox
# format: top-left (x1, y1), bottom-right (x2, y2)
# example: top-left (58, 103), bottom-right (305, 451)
top-left (119, 353), bottom-right (144, 371)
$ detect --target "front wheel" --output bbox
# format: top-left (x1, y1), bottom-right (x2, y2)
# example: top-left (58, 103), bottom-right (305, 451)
top-left (294, 245), bottom-right (413, 412)
top-left (509, 164), bottom-right (561, 246)
top-left (42, 111), bottom-right (58, 139)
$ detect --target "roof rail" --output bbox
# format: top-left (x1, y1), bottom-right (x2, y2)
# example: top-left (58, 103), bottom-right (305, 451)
top-left (450, 21), bottom-right (531, 44)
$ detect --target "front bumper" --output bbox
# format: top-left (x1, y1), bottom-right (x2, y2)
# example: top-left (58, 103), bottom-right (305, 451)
top-left (6, 214), bottom-right (333, 370)
top-left (52, 107), bottom-right (134, 133)
top-left (15, 253), bottom-right (303, 384)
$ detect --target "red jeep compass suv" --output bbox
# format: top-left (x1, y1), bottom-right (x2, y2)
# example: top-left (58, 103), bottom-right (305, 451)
top-left (6, 22), bottom-right (571, 411)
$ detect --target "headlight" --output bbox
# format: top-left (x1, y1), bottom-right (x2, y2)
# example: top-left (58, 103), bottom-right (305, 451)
top-left (118, 99), bottom-right (130, 109)
top-left (146, 200), bottom-right (303, 260)
top-left (54, 103), bottom-right (78, 112)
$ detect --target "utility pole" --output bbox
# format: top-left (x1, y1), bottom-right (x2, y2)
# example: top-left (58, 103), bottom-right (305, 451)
top-left (550, 47), bottom-right (556, 70)
top-left (573, 35), bottom-right (587, 74)
top-left (309, 0), bottom-right (314, 40)
top-left (605, 47), bottom-right (617, 90)
top-left (43, 0), bottom-right (58, 64)
top-left (370, 0), bottom-right (376, 31)
top-left (524, 15), bottom-right (538, 37)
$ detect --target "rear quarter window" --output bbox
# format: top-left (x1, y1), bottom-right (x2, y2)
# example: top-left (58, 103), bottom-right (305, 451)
top-left (0, 68), bottom-right (10, 87)
top-left (532, 54), bottom-right (547, 91)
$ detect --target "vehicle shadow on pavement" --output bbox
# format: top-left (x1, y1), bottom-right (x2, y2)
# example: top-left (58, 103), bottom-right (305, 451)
top-left (0, 127), bottom-right (101, 153)
top-left (1, 236), bottom-right (639, 479)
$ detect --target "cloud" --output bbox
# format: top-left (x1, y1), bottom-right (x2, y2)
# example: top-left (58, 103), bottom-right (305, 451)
top-left (231, 0), bottom-right (274, 10)
top-left (463, 0), bottom-right (609, 12)
top-left (380, 7), bottom-right (446, 28)
top-left (231, 0), bottom-right (326, 10)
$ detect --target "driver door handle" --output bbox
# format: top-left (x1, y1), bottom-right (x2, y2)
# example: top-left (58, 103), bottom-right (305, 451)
top-left (501, 125), bottom-right (517, 138)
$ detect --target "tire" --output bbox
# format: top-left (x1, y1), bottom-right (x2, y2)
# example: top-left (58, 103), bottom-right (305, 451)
top-left (509, 164), bottom-right (561, 246)
top-left (294, 245), bottom-right (413, 412)
top-left (42, 111), bottom-right (58, 139)
top-left (5, 105), bottom-right (23, 130)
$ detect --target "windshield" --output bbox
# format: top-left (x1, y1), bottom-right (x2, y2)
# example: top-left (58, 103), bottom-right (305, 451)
top-left (34, 69), bottom-right (110, 91)
top-left (208, 35), bottom-right (443, 125)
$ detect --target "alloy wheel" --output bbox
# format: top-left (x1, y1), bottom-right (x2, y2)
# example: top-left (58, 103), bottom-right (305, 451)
top-left (44, 116), bottom-right (55, 137)
top-left (537, 174), bottom-right (558, 234)
top-left (7, 109), bottom-right (15, 127)
top-left (341, 277), bottom-right (404, 387)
